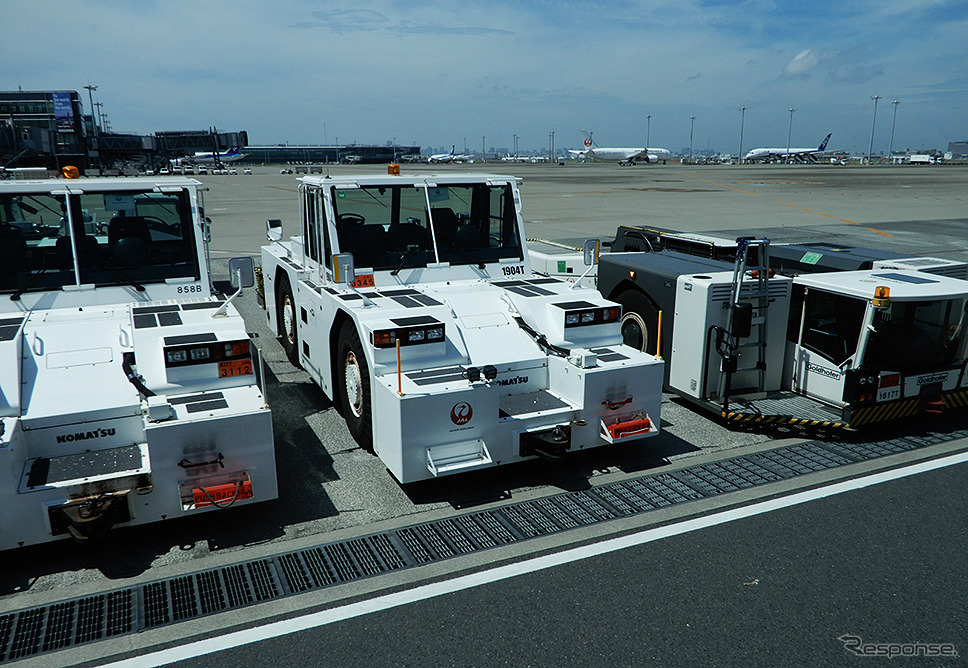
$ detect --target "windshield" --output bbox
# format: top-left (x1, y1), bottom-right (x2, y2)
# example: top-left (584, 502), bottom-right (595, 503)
top-left (799, 288), bottom-right (866, 366)
top-left (0, 189), bottom-right (199, 294)
top-left (330, 182), bottom-right (522, 271)
top-left (864, 298), bottom-right (968, 372)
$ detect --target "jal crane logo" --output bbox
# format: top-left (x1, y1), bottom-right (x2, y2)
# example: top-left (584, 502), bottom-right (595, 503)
top-left (450, 401), bottom-right (473, 425)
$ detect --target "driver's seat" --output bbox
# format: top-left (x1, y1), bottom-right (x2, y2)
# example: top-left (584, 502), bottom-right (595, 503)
top-left (108, 216), bottom-right (152, 266)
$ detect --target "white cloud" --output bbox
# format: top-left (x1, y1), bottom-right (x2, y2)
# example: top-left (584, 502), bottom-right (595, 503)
top-left (783, 49), bottom-right (823, 79)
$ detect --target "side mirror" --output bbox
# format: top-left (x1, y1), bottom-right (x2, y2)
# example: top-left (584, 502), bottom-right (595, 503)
top-left (202, 216), bottom-right (212, 243)
top-left (229, 256), bottom-right (256, 289)
top-left (266, 218), bottom-right (283, 242)
top-left (332, 253), bottom-right (356, 285)
top-left (582, 239), bottom-right (601, 266)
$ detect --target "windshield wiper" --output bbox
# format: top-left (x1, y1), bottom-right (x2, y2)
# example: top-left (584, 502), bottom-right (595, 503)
top-left (10, 267), bottom-right (48, 301)
top-left (91, 259), bottom-right (146, 293)
top-left (10, 247), bottom-right (145, 301)
top-left (446, 240), bottom-right (485, 270)
top-left (390, 246), bottom-right (424, 276)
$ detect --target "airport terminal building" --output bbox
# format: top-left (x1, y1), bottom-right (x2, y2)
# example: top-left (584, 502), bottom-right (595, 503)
top-left (241, 144), bottom-right (420, 165)
top-left (1, 89), bottom-right (419, 173)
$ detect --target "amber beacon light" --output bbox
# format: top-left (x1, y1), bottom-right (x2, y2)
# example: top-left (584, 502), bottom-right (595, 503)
top-left (872, 285), bottom-right (891, 308)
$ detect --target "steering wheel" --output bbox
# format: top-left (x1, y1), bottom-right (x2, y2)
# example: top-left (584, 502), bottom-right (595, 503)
top-left (337, 213), bottom-right (365, 225)
top-left (142, 216), bottom-right (172, 232)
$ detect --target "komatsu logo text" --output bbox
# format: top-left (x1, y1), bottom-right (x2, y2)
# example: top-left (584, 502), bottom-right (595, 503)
top-left (496, 375), bottom-right (528, 387)
top-left (56, 427), bottom-right (116, 444)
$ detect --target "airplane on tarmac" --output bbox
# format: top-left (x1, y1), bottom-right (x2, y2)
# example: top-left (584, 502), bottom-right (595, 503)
top-left (569, 130), bottom-right (672, 164)
top-left (428, 146), bottom-right (474, 164)
top-left (172, 148), bottom-right (248, 166)
top-left (743, 133), bottom-right (832, 163)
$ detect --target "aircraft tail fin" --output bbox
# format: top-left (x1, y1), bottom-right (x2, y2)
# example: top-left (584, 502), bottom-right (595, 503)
top-left (818, 133), bottom-right (832, 151)
top-left (580, 130), bottom-right (595, 149)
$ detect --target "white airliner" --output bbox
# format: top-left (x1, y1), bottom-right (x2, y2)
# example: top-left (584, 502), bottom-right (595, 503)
top-left (173, 148), bottom-right (247, 166)
top-left (569, 130), bottom-right (672, 164)
top-left (428, 146), bottom-right (474, 164)
top-left (744, 134), bottom-right (832, 163)
top-left (428, 146), bottom-right (456, 163)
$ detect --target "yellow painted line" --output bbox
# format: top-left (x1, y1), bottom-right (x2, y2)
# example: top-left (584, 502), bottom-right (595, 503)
top-left (735, 181), bottom-right (825, 185)
top-left (687, 175), bottom-right (893, 238)
top-left (687, 176), bottom-right (760, 196)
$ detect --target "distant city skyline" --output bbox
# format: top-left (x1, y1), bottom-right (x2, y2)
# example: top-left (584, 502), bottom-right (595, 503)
top-left (3, 1), bottom-right (966, 155)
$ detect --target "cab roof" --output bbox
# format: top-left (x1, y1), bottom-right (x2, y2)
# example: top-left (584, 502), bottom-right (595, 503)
top-left (298, 173), bottom-right (520, 188)
top-left (796, 269), bottom-right (968, 301)
top-left (0, 176), bottom-right (204, 194)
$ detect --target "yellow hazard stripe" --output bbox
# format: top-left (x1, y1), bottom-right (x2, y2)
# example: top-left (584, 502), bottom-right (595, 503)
top-left (848, 399), bottom-right (920, 427)
top-left (722, 388), bottom-right (968, 430)
top-left (721, 412), bottom-right (848, 429)
top-left (944, 388), bottom-right (968, 409)
top-left (849, 388), bottom-right (968, 427)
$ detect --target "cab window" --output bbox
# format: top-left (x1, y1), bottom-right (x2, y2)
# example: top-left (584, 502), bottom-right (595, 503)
top-left (799, 289), bottom-right (865, 365)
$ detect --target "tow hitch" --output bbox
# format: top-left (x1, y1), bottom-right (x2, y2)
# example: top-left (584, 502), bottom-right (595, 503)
top-left (520, 424), bottom-right (572, 460)
top-left (48, 492), bottom-right (131, 542)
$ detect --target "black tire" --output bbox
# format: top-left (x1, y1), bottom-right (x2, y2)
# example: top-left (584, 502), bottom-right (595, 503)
top-left (336, 320), bottom-right (373, 452)
top-left (615, 289), bottom-right (660, 355)
top-left (277, 274), bottom-right (301, 367)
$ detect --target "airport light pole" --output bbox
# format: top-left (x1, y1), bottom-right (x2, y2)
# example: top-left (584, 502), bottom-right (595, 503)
top-left (786, 108), bottom-right (796, 163)
top-left (83, 84), bottom-right (98, 138)
top-left (93, 102), bottom-right (104, 133)
top-left (482, 136), bottom-right (486, 160)
top-left (646, 115), bottom-right (652, 149)
top-left (868, 94), bottom-right (881, 164)
top-left (738, 106), bottom-right (747, 163)
top-left (513, 134), bottom-right (518, 158)
top-left (689, 116), bottom-right (696, 163)
top-left (888, 100), bottom-right (900, 163)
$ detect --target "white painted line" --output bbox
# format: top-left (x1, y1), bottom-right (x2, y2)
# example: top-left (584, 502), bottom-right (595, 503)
top-left (100, 449), bottom-right (968, 667)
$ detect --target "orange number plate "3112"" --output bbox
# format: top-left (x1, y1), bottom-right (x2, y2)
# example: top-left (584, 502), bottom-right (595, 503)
top-left (218, 359), bottom-right (253, 377)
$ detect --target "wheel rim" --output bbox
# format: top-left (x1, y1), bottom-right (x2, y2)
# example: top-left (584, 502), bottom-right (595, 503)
top-left (344, 350), bottom-right (364, 418)
top-left (621, 312), bottom-right (648, 352)
top-left (282, 294), bottom-right (296, 345)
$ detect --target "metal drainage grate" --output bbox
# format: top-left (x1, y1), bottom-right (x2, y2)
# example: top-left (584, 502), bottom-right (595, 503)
top-left (2, 428), bottom-right (966, 662)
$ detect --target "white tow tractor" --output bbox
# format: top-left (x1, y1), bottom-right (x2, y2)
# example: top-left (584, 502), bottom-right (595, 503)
top-left (259, 168), bottom-right (664, 483)
top-left (0, 172), bottom-right (276, 549)
top-left (581, 230), bottom-right (968, 429)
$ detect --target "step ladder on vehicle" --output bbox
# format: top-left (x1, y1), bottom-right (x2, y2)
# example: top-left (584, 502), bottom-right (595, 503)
top-left (718, 237), bottom-right (773, 408)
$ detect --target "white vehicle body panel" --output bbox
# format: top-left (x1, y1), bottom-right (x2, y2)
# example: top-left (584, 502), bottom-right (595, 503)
top-left (0, 177), bottom-right (276, 549)
top-left (261, 173), bottom-right (664, 483)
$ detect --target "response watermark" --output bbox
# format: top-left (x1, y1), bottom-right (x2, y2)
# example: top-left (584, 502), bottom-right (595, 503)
top-left (839, 634), bottom-right (959, 659)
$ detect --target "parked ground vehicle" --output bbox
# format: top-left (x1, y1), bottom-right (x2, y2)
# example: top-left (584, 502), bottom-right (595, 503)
top-left (531, 226), bottom-right (968, 429)
top-left (0, 173), bottom-right (276, 549)
top-left (259, 169), bottom-right (664, 483)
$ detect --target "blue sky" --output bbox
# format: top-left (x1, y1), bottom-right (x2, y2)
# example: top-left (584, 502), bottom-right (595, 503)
top-left (3, 0), bottom-right (966, 155)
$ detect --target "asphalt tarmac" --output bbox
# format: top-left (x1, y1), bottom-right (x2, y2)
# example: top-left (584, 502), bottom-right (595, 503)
top-left (4, 161), bottom-right (968, 666)
top-left (170, 455), bottom-right (968, 668)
